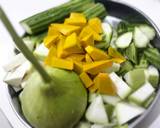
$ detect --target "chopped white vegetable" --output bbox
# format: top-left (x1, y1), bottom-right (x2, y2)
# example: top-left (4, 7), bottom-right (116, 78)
top-left (115, 32), bottom-right (133, 48)
top-left (3, 53), bottom-right (27, 72)
top-left (85, 95), bottom-right (109, 125)
top-left (3, 61), bottom-right (31, 87)
top-left (102, 95), bottom-right (121, 106)
top-left (115, 102), bottom-right (145, 125)
top-left (75, 122), bottom-right (91, 128)
top-left (134, 27), bottom-right (149, 48)
top-left (89, 92), bottom-right (98, 103)
top-left (34, 43), bottom-right (49, 61)
top-left (109, 72), bottom-right (132, 99)
top-left (129, 82), bottom-right (155, 105)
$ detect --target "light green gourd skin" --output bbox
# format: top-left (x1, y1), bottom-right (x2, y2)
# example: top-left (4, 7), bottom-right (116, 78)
top-left (20, 67), bottom-right (87, 128)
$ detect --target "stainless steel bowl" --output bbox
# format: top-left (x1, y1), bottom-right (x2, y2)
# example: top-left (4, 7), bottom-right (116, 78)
top-left (1, 0), bottom-right (160, 128)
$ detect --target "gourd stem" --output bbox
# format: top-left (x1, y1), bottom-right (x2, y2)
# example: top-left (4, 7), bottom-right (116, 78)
top-left (0, 7), bottom-right (52, 83)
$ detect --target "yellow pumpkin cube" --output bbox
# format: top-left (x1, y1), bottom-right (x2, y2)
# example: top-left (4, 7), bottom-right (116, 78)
top-left (73, 61), bottom-right (84, 74)
top-left (79, 25), bottom-right (102, 41)
top-left (51, 24), bottom-right (81, 36)
top-left (88, 18), bottom-right (103, 34)
top-left (83, 60), bottom-right (113, 75)
top-left (66, 54), bottom-right (85, 62)
top-left (85, 45), bottom-right (109, 61)
top-left (88, 84), bottom-right (99, 93)
top-left (63, 33), bottom-right (84, 54)
top-left (44, 35), bottom-right (59, 49)
top-left (85, 54), bottom-right (93, 63)
top-left (94, 73), bottom-right (117, 95)
top-left (46, 57), bottom-right (73, 70)
top-left (80, 72), bottom-right (93, 88)
top-left (80, 34), bottom-right (94, 48)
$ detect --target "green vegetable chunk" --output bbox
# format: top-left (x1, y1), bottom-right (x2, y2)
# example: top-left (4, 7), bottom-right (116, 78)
top-left (20, 67), bottom-right (87, 128)
top-left (125, 43), bottom-right (138, 64)
top-left (124, 69), bottom-right (146, 90)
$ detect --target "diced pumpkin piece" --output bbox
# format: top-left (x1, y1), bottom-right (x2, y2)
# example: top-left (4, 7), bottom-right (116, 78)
top-left (85, 45), bottom-right (109, 61)
top-left (88, 84), bottom-right (99, 93)
top-left (63, 33), bottom-right (84, 54)
top-left (65, 13), bottom-right (86, 26)
top-left (83, 60), bottom-right (113, 75)
top-left (80, 72), bottom-right (93, 88)
top-left (47, 26), bottom-right (60, 36)
top-left (85, 54), bottom-right (93, 63)
top-left (70, 12), bottom-right (86, 19)
top-left (79, 25), bottom-right (102, 41)
top-left (81, 34), bottom-right (94, 48)
top-left (45, 57), bottom-right (73, 70)
top-left (65, 18), bottom-right (86, 26)
top-left (51, 23), bottom-right (81, 36)
top-left (43, 35), bottom-right (59, 48)
top-left (57, 36), bottom-right (69, 58)
top-left (88, 18), bottom-right (103, 34)
top-left (73, 61), bottom-right (84, 74)
top-left (108, 47), bottom-right (126, 63)
top-left (94, 73), bottom-right (117, 95)
top-left (66, 54), bottom-right (85, 62)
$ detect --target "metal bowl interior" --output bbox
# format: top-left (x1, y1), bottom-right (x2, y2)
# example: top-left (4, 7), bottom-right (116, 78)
top-left (6, 0), bottom-right (160, 128)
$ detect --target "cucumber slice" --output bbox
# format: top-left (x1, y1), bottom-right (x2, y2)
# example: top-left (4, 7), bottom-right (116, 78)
top-left (115, 32), bottom-right (133, 48)
top-left (102, 22), bottom-right (113, 44)
top-left (103, 63), bottom-right (120, 73)
top-left (115, 102), bottom-right (145, 125)
top-left (102, 95), bottom-right (121, 106)
top-left (139, 25), bottom-right (156, 40)
top-left (109, 72), bottom-right (132, 99)
top-left (147, 65), bottom-right (159, 87)
top-left (85, 95), bottom-right (109, 125)
top-left (134, 27), bottom-right (149, 48)
top-left (3, 53), bottom-right (27, 72)
top-left (34, 43), bottom-right (49, 61)
top-left (128, 82), bottom-right (155, 105)
top-left (75, 122), bottom-right (91, 128)
top-left (124, 69), bottom-right (146, 90)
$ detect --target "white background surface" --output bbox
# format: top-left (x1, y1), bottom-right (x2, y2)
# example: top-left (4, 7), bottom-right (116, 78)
top-left (0, 0), bottom-right (160, 128)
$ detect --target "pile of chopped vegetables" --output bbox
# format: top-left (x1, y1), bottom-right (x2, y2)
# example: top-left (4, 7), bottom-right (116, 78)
top-left (43, 12), bottom-right (125, 94)
top-left (3, 0), bottom-right (160, 128)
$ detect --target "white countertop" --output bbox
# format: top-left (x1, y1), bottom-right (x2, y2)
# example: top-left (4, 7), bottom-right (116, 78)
top-left (0, 0), bottom-right (160, 128)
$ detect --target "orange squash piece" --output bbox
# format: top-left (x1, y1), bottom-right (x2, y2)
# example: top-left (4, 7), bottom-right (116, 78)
top-left (83, 60), bottom-right (113, 75)
top-left (94, 73), bottom-right (117, 95)
top-left (88, 18), bottom-right (103, 34)
top-left (80, 72), bottom-right (93, 88)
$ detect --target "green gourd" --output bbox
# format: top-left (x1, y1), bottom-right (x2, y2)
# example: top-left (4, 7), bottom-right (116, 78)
top-left (20, 67), bottom-right (87, 128)
top-left (0, 8), bottom-right (87, 128)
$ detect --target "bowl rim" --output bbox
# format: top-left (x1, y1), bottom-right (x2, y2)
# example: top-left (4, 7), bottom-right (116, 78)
top-left (4, 0), bottom-right (160, 128)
